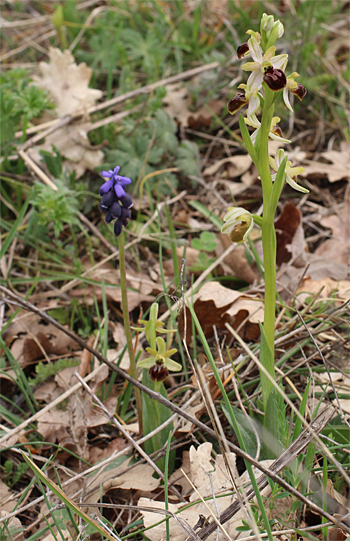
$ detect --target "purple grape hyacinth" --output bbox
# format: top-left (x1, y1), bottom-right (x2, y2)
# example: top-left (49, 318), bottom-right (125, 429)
top-left (100, 166), bottom-right (132, 199)
top-left (99, 165), bottom-right (133, 237)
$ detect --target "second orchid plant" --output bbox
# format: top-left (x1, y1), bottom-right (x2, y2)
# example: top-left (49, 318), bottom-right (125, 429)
top-left (222, 14), bottom-right (307, 439)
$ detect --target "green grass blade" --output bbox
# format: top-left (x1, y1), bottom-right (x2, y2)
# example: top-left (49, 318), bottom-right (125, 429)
top-left (20, 451), bottom-right (119, 541)
top-left (0, 195), bottom-right (30, 261)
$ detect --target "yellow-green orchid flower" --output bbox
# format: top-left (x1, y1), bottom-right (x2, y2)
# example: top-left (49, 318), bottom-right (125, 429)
top-left (137, 337), bottom-right (181, 382)
top-left (245, 114), bottom-right (291, 145)
top-left (269, 149), bottom-right (308, 193)
top-left (283, 72), bottom-right (307, 111)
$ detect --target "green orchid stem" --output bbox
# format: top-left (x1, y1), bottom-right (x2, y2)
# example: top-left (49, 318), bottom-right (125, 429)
top-left (118, 233), bottom-right (143, 434)
top-left (258, 86), bottom-right (277, 412)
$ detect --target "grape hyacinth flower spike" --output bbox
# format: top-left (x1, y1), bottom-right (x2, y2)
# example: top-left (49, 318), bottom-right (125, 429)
top-left (99, 165), bottom-right (133, 237)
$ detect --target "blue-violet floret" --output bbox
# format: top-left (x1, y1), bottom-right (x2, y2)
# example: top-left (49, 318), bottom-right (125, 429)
top-left (99, 165), bottom-right (133, 237)
top-left (100, 165), bottom-right (132, 198)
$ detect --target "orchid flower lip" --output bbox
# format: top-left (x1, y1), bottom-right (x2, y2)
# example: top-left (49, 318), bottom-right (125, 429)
top-left (263, 66), bottom-right (287, 91)
top-left (237, 42), bottom-right (249, 59)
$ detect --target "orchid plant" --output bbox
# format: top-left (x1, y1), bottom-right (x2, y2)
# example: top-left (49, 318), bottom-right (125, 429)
top-left (222, 14), bottom-right (307, 443)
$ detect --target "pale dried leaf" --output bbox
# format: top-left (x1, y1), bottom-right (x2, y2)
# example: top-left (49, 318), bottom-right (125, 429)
top-left (0, 511), bottom-right (24, 541)
top-left (189, 442), bottom-right (237, 499)
top-left (302, 142), bottom-right (350, 183)
top-left (36, 48), bottom-right (102, 116)
top-left (28, 122), bottom-right (104, 178)
top-left (103, 463), bottom-right (160, 492)
top-left (0, 482), bottom-right (16, 513)
top-left (296, 278), bottom-right (350, 305)
top-left (203, 155), bottom-right (252, 178)
top-left (315, 192), bottom-right (350, 265)
top-left (32, 48), bottom-right (104, 176)
top-left (163, 84), bottom-right (192, 126)
top-left (334, 398), bottom-right (350, 414)
top-left (138, 443), bottom-right (273, 540)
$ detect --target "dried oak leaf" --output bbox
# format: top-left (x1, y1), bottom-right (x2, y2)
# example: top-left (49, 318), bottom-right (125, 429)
top-left (274, 201), bottom-right (303, 266)
top-left (138, 442), bottom-right (273, 541)
top-left (31, 48), bottom-right (103, 177)
top-left (302, 141), bottom-right (350, 183)
top-left (178, 281), bottom-right (264, 342)
top-left (315, 189), bottom-right (350, 266)
top-left (203, 154), bottom-right (252, 179)
top-left (37, 48), bottom-right (102, 117)
top-left (163, 83), bottom-right (224, 129)
top-left (3, 311), bottom-right (79, 368)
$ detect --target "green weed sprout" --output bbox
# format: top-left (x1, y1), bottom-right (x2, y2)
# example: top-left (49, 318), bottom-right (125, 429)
top-left (221, 14), bottom-right (307, 444)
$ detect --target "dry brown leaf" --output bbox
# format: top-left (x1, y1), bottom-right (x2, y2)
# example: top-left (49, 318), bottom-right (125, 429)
top-left (85, 456), bottom-right (160, 505)
top-left (315, 190), bottom-right (350, 265)
top-left (203, 155), bottom-right (252, 178)
top-left (138, 442), bottom-right (273, 541)
top-left (302, 142), bottom-right (350, 183)
top-left (89, 437), bottom-right (129, 465)
top-left (179, 281), bottom-right (263, 341)
top-left (163, 84), bottom-right (192, 126)
top-left (102, 463), bottom-right (160, 492)
top-left (163, 84), bottom-right (224, 128)
top-left (218, 233), bottom-right (257, 283)
top-left (187, 99), bottom-right (225, 130)
top-left (36, 367), bottom-right (118, 458)
top-left (3, 311), bottom-right (79, 368)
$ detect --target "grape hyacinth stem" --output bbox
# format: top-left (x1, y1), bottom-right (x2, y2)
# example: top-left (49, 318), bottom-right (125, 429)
top-left (118, 233), bottom-right (143, 434)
